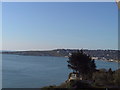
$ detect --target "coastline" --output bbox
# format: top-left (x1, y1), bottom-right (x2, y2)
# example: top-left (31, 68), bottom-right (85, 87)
top-left (1, 52), bottom-right (119, 63)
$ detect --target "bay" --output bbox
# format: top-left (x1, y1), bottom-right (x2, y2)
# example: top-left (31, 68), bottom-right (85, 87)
top-left (2, 54), bottom-right (119, 88)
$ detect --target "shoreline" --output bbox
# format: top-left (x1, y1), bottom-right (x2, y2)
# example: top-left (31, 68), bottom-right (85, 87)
top-left (1, 53), bottom-right (120, 63)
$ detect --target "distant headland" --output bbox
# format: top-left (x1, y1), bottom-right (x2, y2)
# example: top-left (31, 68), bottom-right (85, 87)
top-left (1, 49), bottom-right (120, 62)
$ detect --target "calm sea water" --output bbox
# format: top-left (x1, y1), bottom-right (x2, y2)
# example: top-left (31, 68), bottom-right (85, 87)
top-left (2, 54), bottom-right (119, 88)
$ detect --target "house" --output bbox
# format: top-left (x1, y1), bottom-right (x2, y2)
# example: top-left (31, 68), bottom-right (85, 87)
top-left (68, 72), bottom-right (82, 81)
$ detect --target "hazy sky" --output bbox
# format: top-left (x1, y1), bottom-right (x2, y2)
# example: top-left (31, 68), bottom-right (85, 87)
top-left (2, 2), bottom-right (118, 51)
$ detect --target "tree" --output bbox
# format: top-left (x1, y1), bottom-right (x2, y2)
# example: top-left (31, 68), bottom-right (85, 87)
top-left (67, 50), bottom-right (96, 79)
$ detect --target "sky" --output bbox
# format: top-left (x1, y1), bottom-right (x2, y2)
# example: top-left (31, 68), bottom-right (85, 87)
top-left (2, 2), bottom-right (118, 51)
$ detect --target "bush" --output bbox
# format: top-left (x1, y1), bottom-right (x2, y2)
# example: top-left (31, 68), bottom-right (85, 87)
top-left (92, 68), bottom-right (120, 87)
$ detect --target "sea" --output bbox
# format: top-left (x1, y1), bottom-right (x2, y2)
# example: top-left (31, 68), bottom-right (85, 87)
top-left (2, 54), bottom-right (120, 88)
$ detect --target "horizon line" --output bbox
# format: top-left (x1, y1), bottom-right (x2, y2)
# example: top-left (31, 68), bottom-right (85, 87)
top-left (1, 48), bottom-right (119, 51)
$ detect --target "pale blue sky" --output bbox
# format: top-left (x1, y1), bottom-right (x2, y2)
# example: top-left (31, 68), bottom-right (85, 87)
top-left (2, 2), bottom-right (118, 50)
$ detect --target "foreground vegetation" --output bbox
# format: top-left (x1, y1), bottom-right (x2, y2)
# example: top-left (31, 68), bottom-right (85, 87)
top-left (92, 68), bottom-right (120, 88)
top-left (42, 68), bottom-right (120, 89)
top-left (42, 50), bottom-right (120, 89)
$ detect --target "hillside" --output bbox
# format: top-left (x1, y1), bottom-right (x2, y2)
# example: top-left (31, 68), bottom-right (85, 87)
top-left (1, 49), bottom-right (119, 62)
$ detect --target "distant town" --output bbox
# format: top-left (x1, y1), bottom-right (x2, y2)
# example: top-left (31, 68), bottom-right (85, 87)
top-left (1, 49), bottom-right (120, 62)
